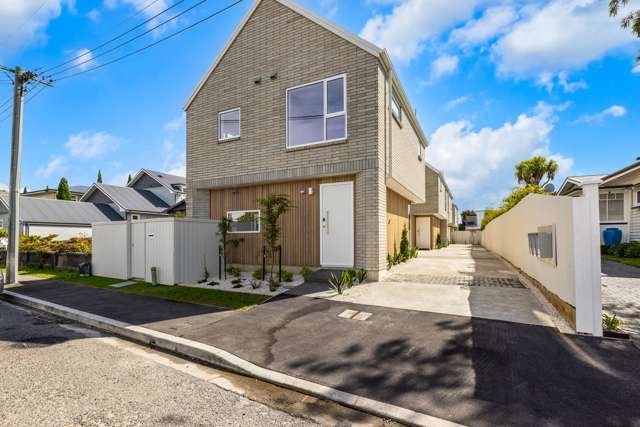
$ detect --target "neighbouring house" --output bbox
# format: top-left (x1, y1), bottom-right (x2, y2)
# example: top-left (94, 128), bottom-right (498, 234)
top-left (0, 194), bottom-right (122, 240)
top-left (411, 163), bottom-right (455, 250)
top-left (80, 169), bottom-right (186, 220)
top-left (23, 185), bottom-right (89, 201)
top-left (461, 209), bottom-right (487, 230)
top-left (184, 0), bottom-right (427, 279)
top-left (558, 160), bottom-right (640, 243)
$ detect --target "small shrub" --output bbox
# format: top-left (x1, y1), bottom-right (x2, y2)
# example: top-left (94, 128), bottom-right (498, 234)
top-left (328, 272), bottom-right (347, 295)
top-left (400, 225), bottom-right (410, 259)
top-left (268, 279), bottom-right (279, 292)
top-left (300, 266), bottom-right (313, 278)
top-left (355, 269), bottom-right (367, 283)
top-left (343, 270), bottom-right (354, 289)
top-left (387, 254), bottom-right (394, 269)
top-left (624, 243), bottom-right (640, 258)
top-left (409, 246), bottom-right (418, 259)
top-left (249, 279), bottom-right (261, 289)
top-left (226, 265), bottom-right (241, 278)
top-left (436, 234), bottom-right (444, 249)
top-left (281, 270), bottom-right (293, 282)
top-left (252, 268), bottom-right (265, 280)
top-left (603, 313), bottom-right (624, 331)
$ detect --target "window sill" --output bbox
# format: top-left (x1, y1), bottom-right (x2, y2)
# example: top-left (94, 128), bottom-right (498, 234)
top-left (286, 138), bottom-right (348, 152)
top-left (218, 137), bottom-right (240, 144)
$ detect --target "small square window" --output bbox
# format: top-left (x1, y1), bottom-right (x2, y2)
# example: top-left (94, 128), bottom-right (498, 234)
top-left (227, 210), bottom-right (260, 233)
top-left (391, 92), bottom-right (402, 122)
top-left (218, 108), bottom-right (240, 141)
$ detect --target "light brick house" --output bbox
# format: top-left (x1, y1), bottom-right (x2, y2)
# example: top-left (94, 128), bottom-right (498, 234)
top-left (411, 163), bottom-right (455, 250)
top-left (184, 0), bottom-right (427, 279)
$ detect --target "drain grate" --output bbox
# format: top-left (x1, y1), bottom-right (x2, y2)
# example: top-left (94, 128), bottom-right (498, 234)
top-left (339, 310), bottom-right (373, 321)
top-left (384, 274), bottom-right (524, 288)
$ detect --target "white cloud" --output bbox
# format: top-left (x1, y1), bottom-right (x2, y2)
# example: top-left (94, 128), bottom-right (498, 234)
top-left (493, 0), bottom-right (636, 77)
top-left (360, 0), bottom-right (482, 63)
top-left (162, 140), bottom-right (186, 177)
top-left (163, 114), bottom-right (184, 132)
top-left (36, 156), bottom-right (65, 179)
top-left (87, 9), bottom-right (100, 23)
top-left (444, 95), bottom-right (470, 111)
top-left (64, 131), bottom-right (119, 159)
top-left (449, 5), bottom-right (517, 47)
top-left (0, 0), bottom-right (73, 57)
top-left (536, 71), bottom-right (587, 93)
top-left (429, 54), bottom-right (459, 81)
top-left (428, 102), bottom-right (571, 208)
top-left (69, 48), bottom-right (93, 71)
top-left (633, 64), bottom-right (640, 73)
top-left (104, 0), bottom-right (172, 32)
top-left (108, 171), bottom-right (134, 186)
top-left (572, 105), bottom-right (627, 124)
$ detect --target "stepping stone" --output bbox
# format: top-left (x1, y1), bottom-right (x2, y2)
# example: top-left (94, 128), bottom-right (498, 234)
top-left (352, 312), bottom-right (373, 321)
top-left (338, 309), bottom-right (358, 319)
top-left (110, 281), bottom-right (136, 288)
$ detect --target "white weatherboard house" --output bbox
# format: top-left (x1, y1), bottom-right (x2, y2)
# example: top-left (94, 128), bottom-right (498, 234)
top-left (558, 159), bottom-right (640, 243)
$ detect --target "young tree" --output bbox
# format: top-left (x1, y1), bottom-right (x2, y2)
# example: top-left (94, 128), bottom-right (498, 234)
top-left (22, 186), bottom-right (27, 193)
top-left (97, 170), bottom-right (103, 183)
top-left (56, 177), bottom-right (72, 200)
top-left (609, 0), bottom-right (640, 61)
top-left (258, 193), bottom-right (292, 284)
top-left (127, 173), bottom-right (132, 184)
top-left (217, 217), bottom-right (242, 280)
top-left (515, 156), bottom-right (558, 187)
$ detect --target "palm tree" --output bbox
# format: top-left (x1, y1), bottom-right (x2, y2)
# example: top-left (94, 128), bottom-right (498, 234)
top-left (609, 0), bottom-right (640, 61)
top-left (515, 156), bottom-right (559, 187)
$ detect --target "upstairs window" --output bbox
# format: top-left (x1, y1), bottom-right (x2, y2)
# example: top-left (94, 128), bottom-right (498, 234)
top-left (287, 75), bottom-right (346, 148)
top-left (391, 91), bottom-right (402, 123)
top-left (600, 191), bottom-right (624, 221)
top-left (227, 210), bottom-right (260, 233)
top-left (218, 108), bottom-right (240, 141)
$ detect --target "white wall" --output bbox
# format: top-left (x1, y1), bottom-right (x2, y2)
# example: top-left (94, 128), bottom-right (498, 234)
top-left (481, 191), bottom-right (602, 335)
top-left (92, 218), bottom-right (220, 285)
top-left (26, 224), bottom-right (92, 240)
top-left (92, 222), bottom-right (130, 280)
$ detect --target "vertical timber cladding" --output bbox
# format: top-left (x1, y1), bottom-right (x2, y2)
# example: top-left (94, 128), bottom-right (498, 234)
top-left (386, 189), bottom-right (410, 256)
top-left (209, 176), bottom-right (354, 267)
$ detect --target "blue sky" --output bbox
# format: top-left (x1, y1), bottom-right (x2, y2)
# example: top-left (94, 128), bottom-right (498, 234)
top-left (0, 0), bottom-right (638, 209)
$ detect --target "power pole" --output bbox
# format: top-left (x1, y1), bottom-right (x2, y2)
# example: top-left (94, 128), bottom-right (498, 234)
top-left (1, 65), bottom-right (52, 290)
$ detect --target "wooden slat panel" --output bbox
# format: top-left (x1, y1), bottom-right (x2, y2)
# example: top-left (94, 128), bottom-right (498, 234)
top-left (210, 176), bottom-right (353, 267)
top-left (386, 189), bottom-right (410, 256)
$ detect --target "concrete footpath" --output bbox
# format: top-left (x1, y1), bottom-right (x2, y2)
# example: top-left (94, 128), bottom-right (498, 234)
top-left (4, 278), bottom-right (640, 427)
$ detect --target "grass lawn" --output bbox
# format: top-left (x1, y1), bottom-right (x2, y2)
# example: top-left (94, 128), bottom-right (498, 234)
top-left (11, 267), bottom-right (270, 310)
top-left (602, 255), bottom-right (640, 269)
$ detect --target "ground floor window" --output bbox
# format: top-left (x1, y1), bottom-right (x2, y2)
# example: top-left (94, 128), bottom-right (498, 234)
top-left (600, 191), bottom-right (624, 221)
top-left (227, 210), bottom-right (260, 233)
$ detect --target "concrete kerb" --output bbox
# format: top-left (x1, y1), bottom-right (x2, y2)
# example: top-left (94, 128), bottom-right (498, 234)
top-left (1, 290), bottom-right (465, 427)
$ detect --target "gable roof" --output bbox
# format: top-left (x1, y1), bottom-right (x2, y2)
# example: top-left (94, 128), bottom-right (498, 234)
top-left (81, 183), bottom-right (170, 214)
top-left (602, 160), bottom-right (640, 185)
top-left (557, 175), bottom-right (605, 196)
top-left (128, 169), bottom-right (186, 193)
top-left (0, 194), bottom-right (121, 225)
top-left (183, 0), bottom-right (428, 147)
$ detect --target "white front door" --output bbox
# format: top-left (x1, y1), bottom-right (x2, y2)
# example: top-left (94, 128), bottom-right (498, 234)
top-left (131, 222), bottom-right (146, 279)
top-left (320, 182), bottom-right (354, 268)
top-left (416, 217), bottom-right (431, 249)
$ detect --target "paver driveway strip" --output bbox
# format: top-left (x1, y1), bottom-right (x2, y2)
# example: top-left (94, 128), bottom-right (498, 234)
top-left (602, 259), bottom-right (640, 338)
top-left (8, 278), bottom-right (640, 427)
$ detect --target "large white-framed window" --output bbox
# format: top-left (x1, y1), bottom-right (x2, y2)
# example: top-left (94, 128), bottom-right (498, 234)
top-left (227, 210), bottom-right (260, 234)
top-left (218, 107), bottom-right (241, 142)
top-left (286, 74), bottom-right (346, 148)
top-left (600, 191), bottom-right (625, 222)
top-left (634, 187), bottom-right (640, 207)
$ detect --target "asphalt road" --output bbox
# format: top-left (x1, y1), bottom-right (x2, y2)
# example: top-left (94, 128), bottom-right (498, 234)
top-left (0, 300), bottom-right (319, 427)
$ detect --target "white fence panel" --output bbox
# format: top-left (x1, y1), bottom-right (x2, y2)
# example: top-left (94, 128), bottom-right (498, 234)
top-left (144, 220), bottom-right (176, 284)
top-left (451, 230), bottom-right (482, 245)
top-left (92, 222), bottom-right (129, 280)
top-left (174, 219), bottom-right (220, 284)
top-left (481, 189), bottom-right (602, 336)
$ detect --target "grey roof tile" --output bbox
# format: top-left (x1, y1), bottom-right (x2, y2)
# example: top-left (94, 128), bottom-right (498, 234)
top-left (0, 194), bottom-right (121, 225)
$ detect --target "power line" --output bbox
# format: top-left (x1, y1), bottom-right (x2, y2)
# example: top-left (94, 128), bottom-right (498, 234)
top-left (41, 0), bottom-right (188, 74)
top-left (50, 0), bottom-right (213, 77)
top-left (54, 0), bottom-right (244, 82)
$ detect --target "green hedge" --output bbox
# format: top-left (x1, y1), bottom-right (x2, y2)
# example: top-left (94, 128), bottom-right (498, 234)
top-left (602, 242), bottom-right (640, 258)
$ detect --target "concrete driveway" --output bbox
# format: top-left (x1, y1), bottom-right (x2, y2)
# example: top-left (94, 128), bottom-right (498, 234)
top-left (309, 245), bottom-right (556, 327)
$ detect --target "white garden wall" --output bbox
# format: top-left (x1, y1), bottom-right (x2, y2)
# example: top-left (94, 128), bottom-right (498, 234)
top-left (481, 189), bottom-right (602, 336)
top-left (92, 218), bottom-right (220, 285)
top-left (451, 230), bottom-right (482, 245)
